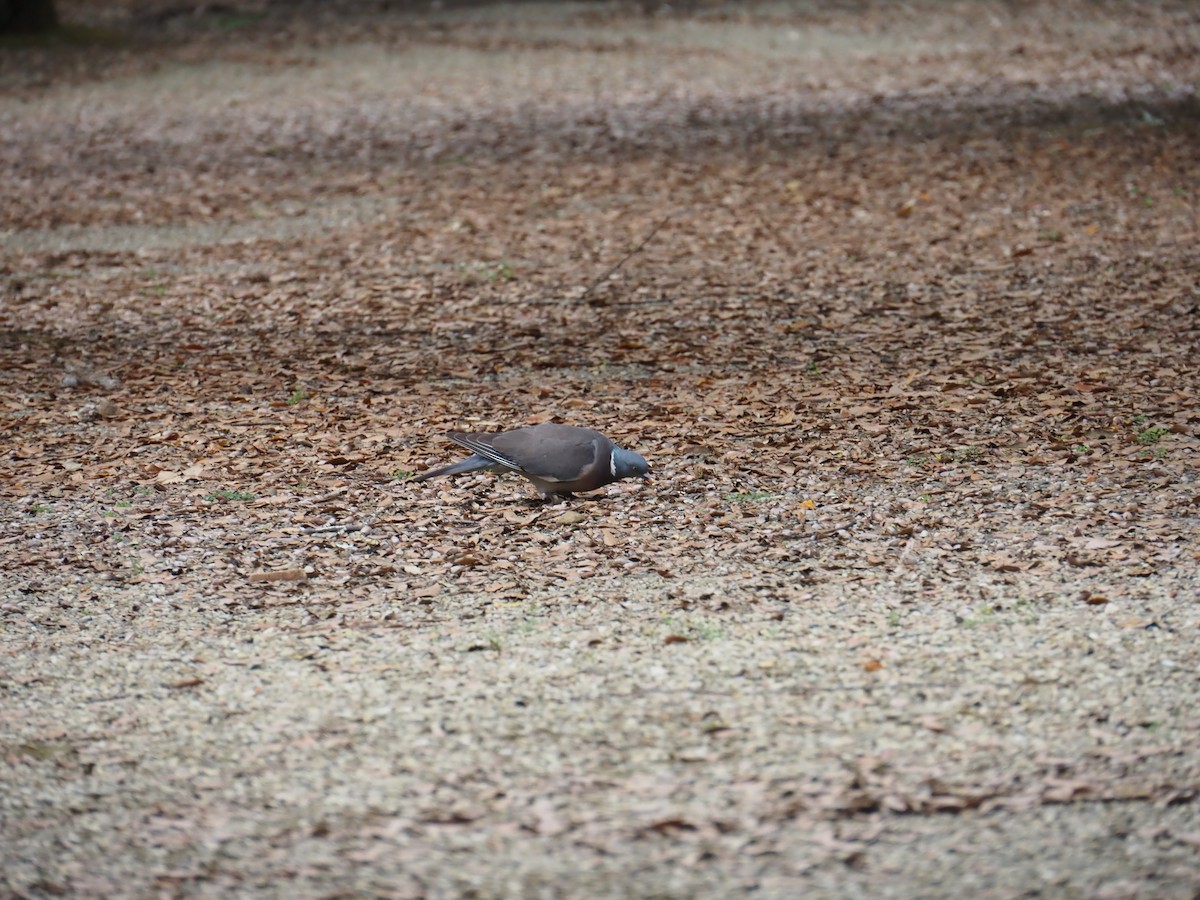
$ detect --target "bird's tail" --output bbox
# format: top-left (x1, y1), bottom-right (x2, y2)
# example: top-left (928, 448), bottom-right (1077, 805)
top-left (409, 454), bottom-right (493, 482)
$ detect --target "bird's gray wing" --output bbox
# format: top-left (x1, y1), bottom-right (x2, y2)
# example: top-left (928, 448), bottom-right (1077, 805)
top-left (489, 426), bottom-right (607, 484)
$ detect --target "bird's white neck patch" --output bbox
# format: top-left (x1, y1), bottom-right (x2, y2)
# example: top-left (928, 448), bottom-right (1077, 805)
top-left (609, 450), bottom-right (617, 479)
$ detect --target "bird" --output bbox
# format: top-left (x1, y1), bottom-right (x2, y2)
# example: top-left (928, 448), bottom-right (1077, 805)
top-left (411, 423), bottom-right (650, 498)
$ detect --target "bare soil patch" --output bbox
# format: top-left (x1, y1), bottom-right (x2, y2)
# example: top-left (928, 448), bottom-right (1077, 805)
top-left (2, 1), bottom-right (1199, 896)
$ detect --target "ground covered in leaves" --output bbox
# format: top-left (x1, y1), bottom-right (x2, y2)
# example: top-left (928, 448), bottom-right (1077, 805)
top-left (2, 0), bottom-right (1199, 896)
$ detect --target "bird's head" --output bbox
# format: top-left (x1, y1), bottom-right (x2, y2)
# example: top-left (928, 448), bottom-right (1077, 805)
top-left (611, 447), bottom-right (651, 482)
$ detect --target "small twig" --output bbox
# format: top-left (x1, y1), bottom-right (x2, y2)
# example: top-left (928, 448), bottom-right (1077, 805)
top-left (578, 212), bottom-right (674, 302)
top-left (801, 526), bottom-right (846, 539)
top-left (306, 487), bottom-right (348, 506)
top-left (612, 682), bottom-right (957, 697)
top-left (300, 523), bottom-right (366, 535)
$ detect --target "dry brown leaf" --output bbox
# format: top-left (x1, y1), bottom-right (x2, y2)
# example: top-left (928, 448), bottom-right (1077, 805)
top-left (165, 677), bottom-right (204, 690)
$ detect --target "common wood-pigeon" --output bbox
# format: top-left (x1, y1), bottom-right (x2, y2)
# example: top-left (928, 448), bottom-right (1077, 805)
top-left (412, 423), bottom-right (650, 497)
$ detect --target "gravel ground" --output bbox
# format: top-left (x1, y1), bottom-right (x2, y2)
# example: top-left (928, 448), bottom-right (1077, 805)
top-left (4, 570), bottom-right (1199, 897)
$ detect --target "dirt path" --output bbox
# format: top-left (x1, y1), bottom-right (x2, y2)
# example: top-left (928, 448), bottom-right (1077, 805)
top-left (2, 1), bottom-right (1199, 896)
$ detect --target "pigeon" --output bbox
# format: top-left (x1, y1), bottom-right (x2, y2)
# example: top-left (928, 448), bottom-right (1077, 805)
top-left (412, 423), bottom-right (650, 498)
